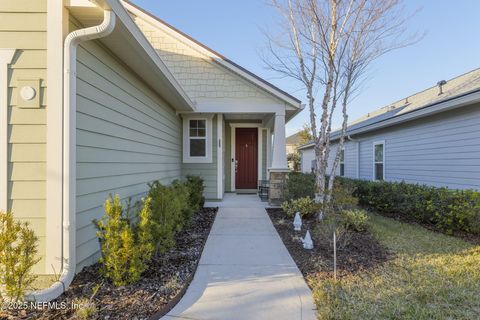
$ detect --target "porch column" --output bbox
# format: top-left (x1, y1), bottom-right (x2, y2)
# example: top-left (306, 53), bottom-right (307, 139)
top-left (268, 110), bottom-right (289, 205)
top-left (270, 110), bottom-right (288, 170)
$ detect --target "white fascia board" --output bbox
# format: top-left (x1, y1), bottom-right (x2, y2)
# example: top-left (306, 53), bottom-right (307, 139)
top-left (122, 0), bottom-right (301, 109)
top-left (66, 0), bottom-right (96, 7)
top-left (286, 103), bottom-right (305, 123)
top-left (187, 100), bottom-right (285, 114)
top-left (297, 143), bottom-right (315, 151)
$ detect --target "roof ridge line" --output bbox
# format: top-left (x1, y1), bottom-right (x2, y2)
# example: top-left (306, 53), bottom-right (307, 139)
top-left (385, 67), bottom-right (480, 108)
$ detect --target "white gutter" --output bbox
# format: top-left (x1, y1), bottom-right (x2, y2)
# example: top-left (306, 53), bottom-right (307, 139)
top-left (28, 9), bottom-right (116, 302)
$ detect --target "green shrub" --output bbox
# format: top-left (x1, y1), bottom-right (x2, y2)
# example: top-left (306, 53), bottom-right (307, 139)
top-left (0, 211), bottom-right (40, 302)
top-left (185, 175), bottom-right (205, 212)
top-left (341, 209), bottom-right (369, 232)
top-left (336, 177), bottom-right (480, 235)
top-left (148, 181), bottom-right (183, 253)
top-left (95, 195), bottom-right (153, 286)
top-left (315, 213), bottom-right (352, 249)
top-left (329, 181), bottom-right (358, 214)
top-left (285, 172), bottom-right (316, 200)
top-left (281, 197), bottom-right (319, 218)
top-left (172, 179), bottom-right (193, 228)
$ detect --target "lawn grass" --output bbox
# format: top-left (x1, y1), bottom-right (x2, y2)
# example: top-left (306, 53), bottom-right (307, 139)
top-left (311, 214), bottom-right (480, 320)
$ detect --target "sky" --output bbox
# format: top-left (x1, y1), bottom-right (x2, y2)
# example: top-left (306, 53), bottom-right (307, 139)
top-left (131, 0), bottom-right (480, 136)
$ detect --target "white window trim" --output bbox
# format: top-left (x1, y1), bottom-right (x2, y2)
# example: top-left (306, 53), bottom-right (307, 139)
top-left (229, 123), bottom-right (263, 192)
top-left (182, 114), bottom-right (214, 163)
top-left (339, 148), bottom-right (345, 177)
top-left (373, 140), bottom-right (385, 181)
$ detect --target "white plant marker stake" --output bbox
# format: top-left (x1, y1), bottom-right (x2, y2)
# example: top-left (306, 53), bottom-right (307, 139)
top-left (303, 230), bottom-right (313, 250)
top-left (293, 212), bottom-right (302, 231)
top-left (333, 231), bottom-right (337, 281)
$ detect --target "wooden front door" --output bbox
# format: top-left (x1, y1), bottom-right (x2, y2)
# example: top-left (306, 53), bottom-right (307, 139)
top-left (235, 128), bottom-right (258, 189)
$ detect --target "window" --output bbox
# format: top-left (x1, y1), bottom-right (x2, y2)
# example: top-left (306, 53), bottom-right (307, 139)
top-left (339, 149), bottom-right (345, 176)
top-left (373, 141), bottom-right (384, 181)
top-left (183, 116), bottom-right (213, 163)
top-left (189, 120), bottom-right (206, 157)
top-left (311, 159), bottom-right (316, 173)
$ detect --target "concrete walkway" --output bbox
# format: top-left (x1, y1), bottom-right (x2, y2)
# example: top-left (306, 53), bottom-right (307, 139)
top-left (162, 194), bottom-right (316, 320)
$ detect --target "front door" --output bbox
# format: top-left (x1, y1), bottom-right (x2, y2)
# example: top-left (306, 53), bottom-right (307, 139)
top-left (235, 128), bottom-right (258, 189)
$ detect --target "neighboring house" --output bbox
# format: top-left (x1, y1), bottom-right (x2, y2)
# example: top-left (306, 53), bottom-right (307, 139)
top-left (0, 0), bottom-right (301, 297)
top-left (286, 132), bottom-right (302, 154)
top-left (299, 68), bottom-right (480, 190)
top-left (286, 132), bottom-right (302, 170)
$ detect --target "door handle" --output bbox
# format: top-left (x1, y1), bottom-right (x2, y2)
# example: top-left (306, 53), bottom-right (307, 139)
top-left (235, 160), bottom-right (238, 173)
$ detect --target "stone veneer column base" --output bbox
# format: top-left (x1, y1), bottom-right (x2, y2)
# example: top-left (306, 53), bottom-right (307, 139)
top-left (268, 169), bottom-right (289, 206)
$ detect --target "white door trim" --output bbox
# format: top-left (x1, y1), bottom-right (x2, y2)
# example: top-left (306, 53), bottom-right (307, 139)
top-left (0, 49), bottom-right (16, 212)
top-left (229, 123), bottom-right (263, 192)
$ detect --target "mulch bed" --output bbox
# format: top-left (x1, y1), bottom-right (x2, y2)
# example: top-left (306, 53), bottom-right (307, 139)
top-left (266, 208), bottom-right (390, 280)
top-left (377, 210), bottom-right (480, 245)
top-left (2, 207), bottom-right (217, 320)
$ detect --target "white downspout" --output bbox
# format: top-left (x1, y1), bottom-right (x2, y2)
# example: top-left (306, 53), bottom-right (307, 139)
top-left (28, 9), bottom-right (116, 302)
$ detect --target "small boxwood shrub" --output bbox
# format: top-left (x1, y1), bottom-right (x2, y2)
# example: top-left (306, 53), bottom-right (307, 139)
top-left (185, 175), bottom-right (205, 212)
top-left (285, 172), bottom-right (316, 200)
top-left (336, 177), bottom-right (480, 235)
top-left (341, 209), bottom-right (369, 232)
top-left (281, 197), bottom-right (319, 218)
top-left (0, 211), bottom-right (40, 301)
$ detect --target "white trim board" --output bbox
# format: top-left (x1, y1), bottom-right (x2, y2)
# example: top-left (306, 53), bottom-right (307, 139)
top-left (229, 123), bottom-right (263, 192)
top-left (216, 114), bottom-right (223, 199)
top-left (46, 0), bottom-right (67, 274)
top-left (0, 49), bottom-right (16, 212)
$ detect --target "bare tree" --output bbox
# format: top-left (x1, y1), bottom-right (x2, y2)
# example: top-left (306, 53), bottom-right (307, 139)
top-left (263, 0), bottom-right (419, 219)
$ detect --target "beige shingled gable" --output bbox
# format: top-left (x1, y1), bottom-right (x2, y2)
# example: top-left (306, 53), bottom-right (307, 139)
top-left (130, 11), bottom-right (283, 104)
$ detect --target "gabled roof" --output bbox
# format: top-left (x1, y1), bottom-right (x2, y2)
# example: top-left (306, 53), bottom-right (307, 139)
top-left (122, 0), bottom-right (301, 109)
top-left (286, 132), bottom-right (303, 145)
top-left (331, 68), bottom-right (480, 139)
top-left (73, 0), bottom-right (195, 111)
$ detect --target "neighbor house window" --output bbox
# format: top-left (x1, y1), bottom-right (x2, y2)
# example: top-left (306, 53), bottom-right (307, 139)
top-left (339, 149), bottom-right (345, 176)
top-left (373, 141), bottom-right (385, 181)
top-left (183, 116), bottom-right (213, 163)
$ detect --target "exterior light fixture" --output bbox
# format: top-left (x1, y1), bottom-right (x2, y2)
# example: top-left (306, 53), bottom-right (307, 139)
top-left (293, 212), bottom-right (302, 231)
top-left (303, 230), bottom-right (313, 250)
